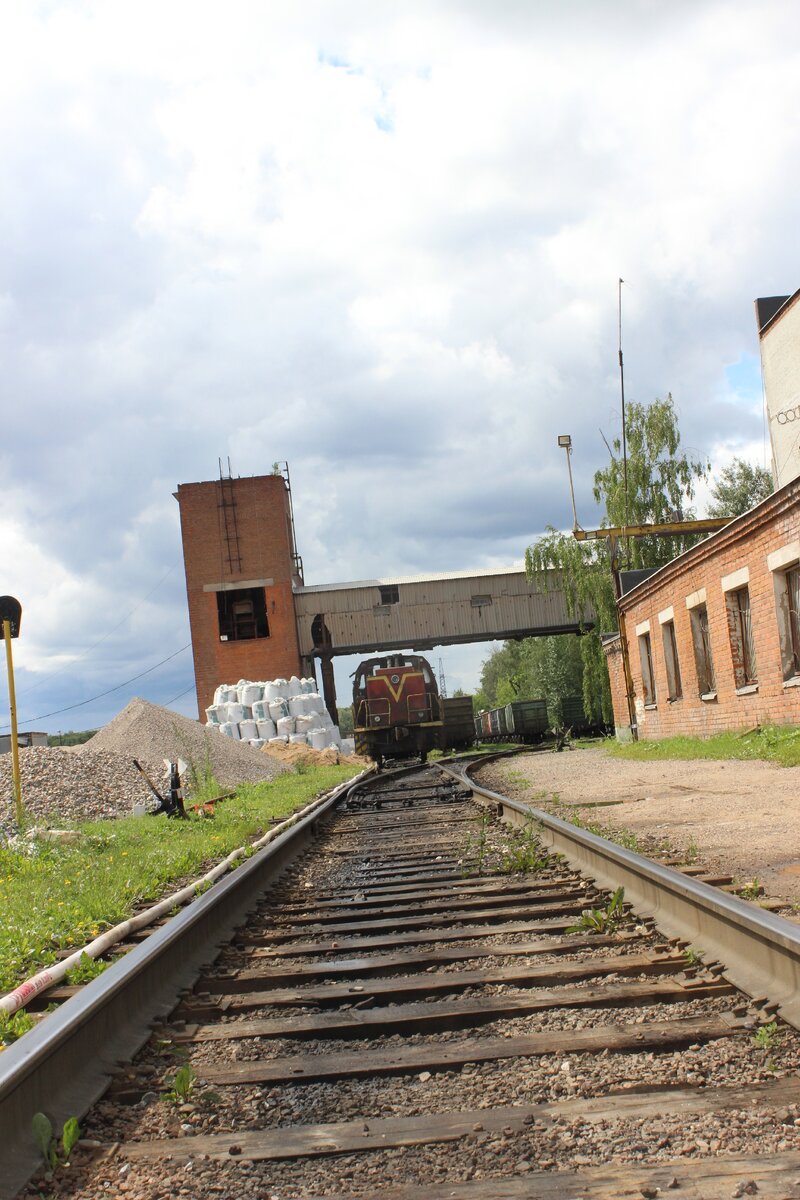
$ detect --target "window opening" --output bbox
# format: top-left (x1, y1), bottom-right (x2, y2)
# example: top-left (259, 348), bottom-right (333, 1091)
top-left (728, 586), bottom-right (757, 686)
top-left (471, 594), bottom-right (492, 607)
top-left (662, 620), bottom-right (682, 701)
top-left (787, 565), bottom-right (800, 677)
top-left (379, 585), bottom-right (399, 605)
top-left (638, 632), bottom-right (656, 705)
top-left (217, 587), bottom-right (269, 641)
top-left (690, 604), bottom-right (716, 696)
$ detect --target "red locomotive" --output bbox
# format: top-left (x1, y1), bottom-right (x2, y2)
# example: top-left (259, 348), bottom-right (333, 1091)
top-left (352, 654), bottom-right (443, 765)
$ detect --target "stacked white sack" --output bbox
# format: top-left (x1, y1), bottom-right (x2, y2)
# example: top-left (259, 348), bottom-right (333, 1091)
top-left (205, 677), bottom-right (342, 749)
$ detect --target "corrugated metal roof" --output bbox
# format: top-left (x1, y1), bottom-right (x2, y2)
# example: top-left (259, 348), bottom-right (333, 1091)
top-left (296, 564), bottom-right (527, 594)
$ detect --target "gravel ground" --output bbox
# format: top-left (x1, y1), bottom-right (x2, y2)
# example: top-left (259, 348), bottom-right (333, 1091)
top-left (478, 747), bottom-right (800, 906)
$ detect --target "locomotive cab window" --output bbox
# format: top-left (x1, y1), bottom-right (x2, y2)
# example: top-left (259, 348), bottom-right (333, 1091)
top-left (217, 587), bottom-right (269, 642)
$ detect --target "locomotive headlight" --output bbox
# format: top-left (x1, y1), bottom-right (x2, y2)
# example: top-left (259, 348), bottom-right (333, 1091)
top-left (391, 674), bottom-right (400, 684)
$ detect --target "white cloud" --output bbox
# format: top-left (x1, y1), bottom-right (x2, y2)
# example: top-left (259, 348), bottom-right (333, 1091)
top-left (1, 0), bottom-right (798, 725)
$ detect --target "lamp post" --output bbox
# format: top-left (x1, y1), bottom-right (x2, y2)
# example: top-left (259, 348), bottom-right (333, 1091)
top-left (557, 434), bottom-right (580, 531)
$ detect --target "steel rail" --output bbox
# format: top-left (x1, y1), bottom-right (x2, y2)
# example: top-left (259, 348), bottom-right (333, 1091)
top-left (439, 758), bottom-right (800, 1033)
top-left (0, 772), bottom-right (361, 1200)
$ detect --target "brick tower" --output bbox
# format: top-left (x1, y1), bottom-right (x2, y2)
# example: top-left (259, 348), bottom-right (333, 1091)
top-left (175, 467), bottom-right (304, 719)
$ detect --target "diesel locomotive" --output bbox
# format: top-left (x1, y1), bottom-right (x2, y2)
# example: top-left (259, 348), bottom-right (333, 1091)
top-left (352, 654), bottom-right (443, 765)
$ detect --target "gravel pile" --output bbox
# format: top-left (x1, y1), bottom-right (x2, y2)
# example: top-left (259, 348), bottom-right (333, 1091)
top-left (86, 697), bottom-right (289, 789)
top-left (0, 745), bottom-right (164, 833)
top-left (0, 698), bottom-right (289, 835)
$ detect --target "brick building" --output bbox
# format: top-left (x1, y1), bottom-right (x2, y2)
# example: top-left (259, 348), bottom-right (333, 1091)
top-left (604, 477), bottom-right (800, 740)
top-left (175, 473), bottom-right (304, 719)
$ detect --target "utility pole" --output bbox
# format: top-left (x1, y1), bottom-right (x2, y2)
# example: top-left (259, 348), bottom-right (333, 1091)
top-left (438, 657), bottom-right (447, 699)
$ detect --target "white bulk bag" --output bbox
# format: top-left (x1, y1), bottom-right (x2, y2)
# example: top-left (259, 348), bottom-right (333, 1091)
top-left (268, 699), bottom-right (289, 722)
top-left (205, 706), bottom-right (222, 725)
top-left (269, 735), bottom-right (289, 744)
top-left (301, 677), bottom-right (315, 694)
top-left (251, 700), bottom-right (269, 721)
top-left (239, 720), bottom-right (258, 741)
top-left (288, 675), bottom-right (303, 697)
top-left (276, 716), bottom-right (295, 737)
top-left (240, 683), bottom-right (263, 707)
top-left (289, 732), bottom-right (307, 744)
top-left (219, 722), bottom-right (240, 740)
top-left (264, 681), bottom-right (281, 701)
top-left (288, 695), bottom-right (307, 717)
top-left (257, 718), bottom-right (277, 740)
top-left (226, 703), bottom-right (244, 724)
top-left (340, 738), bottom-right (355, 756)
top-left (274, 678), bottom-right (290, 699)
top-left (308, 729), bottom-right (328, 750)
top-left (295, 713), bottom-right (315, 734)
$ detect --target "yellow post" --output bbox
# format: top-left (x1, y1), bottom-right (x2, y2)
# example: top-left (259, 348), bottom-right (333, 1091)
top-left (3, 618), bottom-right (23, 825)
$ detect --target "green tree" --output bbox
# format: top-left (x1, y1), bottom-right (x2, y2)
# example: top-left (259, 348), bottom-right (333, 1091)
top-left (526, 395), bottom-right (708, 724)
top-left (707, 457), bottom-right (773, 518)
top-left (474, 635), bottom-right (584, 726)
top-left (337, 707), bottom-right (354, 736)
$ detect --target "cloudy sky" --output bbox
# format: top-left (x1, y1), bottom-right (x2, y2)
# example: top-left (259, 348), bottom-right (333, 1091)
top-left (1, 0), bottom-right (796, 733)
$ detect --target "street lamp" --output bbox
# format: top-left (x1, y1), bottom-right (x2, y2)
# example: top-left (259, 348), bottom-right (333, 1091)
top-left (557, 435), bottom-right (581, 531)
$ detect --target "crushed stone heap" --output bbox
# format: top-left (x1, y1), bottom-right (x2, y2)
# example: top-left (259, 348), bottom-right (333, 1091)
top-left (0, 746), bottom-right (164, 832)
top-left (86, 697), bottom-right (290, 789)
top-left (0, 699), bottom-right (289, 836)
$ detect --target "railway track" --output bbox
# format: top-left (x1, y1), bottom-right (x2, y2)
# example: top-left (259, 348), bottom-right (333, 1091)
top-left (5, 755), bottom-right (800, 1198)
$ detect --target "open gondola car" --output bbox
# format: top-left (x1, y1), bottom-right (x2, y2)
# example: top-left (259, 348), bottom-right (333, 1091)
top-left (352, 654), bottom-right (443, 765)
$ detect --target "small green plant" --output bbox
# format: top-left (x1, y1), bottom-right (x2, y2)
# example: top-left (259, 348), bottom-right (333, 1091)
top-left (738, 878), bottom-right (762, 900)
top-left (164, 1062), bottom-right (196, 1105)
top-left (685, 837), bottom-right (699, 863)
top-left (752, 1021), bottom-right (781, 1051)
top-left (64, 952), bottom-right (108, 986)
top-left (684, 946), bottom-right (703, 966)
top-left (32, 1112), bottom-right (81, 1175)
top-left (0, 1007), bottom-right (35, 1045)
top-left (499, 818), bottom-right (548, 874)
top-left (461, 810), bottom-right (490, 876)
top-left (567, 887), bottom-right (626, 934)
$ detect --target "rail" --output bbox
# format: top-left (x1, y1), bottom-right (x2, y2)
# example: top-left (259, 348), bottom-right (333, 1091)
top-left (439, 756), bottom-right (800, 1031)
top-left (0, 770), bottom-right (367, 1200)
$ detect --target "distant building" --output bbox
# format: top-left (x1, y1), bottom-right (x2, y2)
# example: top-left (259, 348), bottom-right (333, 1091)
top-left (0, 732), bottom-right (48, 754)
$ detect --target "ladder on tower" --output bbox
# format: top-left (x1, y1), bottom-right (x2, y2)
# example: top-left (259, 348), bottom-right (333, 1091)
top-left (218, 457), bottom-right (242, 575)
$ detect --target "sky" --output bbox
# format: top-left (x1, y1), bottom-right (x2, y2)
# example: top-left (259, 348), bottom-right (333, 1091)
top-left (1, 0), bottom-right (797, 734)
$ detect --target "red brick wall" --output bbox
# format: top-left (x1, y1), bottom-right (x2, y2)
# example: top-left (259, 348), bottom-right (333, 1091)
top-left (176, 476), bottom-right (303, 719)
top-left (606, 480), bottom-right (800, 740)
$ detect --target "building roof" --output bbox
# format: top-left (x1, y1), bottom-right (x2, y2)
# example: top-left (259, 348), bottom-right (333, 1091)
top-left (616, 474), bottom-right (798, 608)
top-left (295, 563), bottom-right (528, 595)
top-left (756, 289), bottom-right (800, 335)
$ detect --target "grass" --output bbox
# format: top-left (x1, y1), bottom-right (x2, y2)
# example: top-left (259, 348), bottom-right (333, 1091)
top-left (609, 724), bottom-right (800, 768)
top-left (0, 764), bottom-right (355, 998)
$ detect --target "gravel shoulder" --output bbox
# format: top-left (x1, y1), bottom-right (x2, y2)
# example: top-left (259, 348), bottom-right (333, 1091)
top-left (477, 747), bottom-right (800, 908)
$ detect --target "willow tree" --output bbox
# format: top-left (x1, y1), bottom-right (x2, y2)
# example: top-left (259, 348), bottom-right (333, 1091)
top-left (526, 395), bottom-right (708, 724)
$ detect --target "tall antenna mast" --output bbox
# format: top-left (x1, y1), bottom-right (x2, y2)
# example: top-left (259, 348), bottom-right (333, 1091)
top-left (618, 277), bottom-right (629, 550)
top-left (438, 656), bottom-right (447, 699)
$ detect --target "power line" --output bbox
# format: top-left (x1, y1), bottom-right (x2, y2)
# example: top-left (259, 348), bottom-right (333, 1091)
top-left (162, 683), bottom-right (196, 707)
top-left (1, 644), bottom-right (192, 729)
top-left (16, 561), bottom-right (182, 698)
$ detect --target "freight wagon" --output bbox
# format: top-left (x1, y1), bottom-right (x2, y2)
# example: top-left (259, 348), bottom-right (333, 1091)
top-left (439, 696), bottom-right (476, 750)
top-left (475, 698), bottom-right (548, 744)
